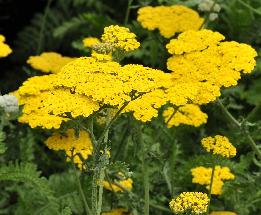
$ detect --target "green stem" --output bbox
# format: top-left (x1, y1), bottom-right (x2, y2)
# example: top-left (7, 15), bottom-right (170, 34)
top-left (237, 0), bottom-right (261, 16)
top-left (124, 0), bottom-right (134, 25)
top-left (139, 124), bottom-right (150, 215)
top-left (217, 99), bottom-right (261, 160)
top-left (73, 164), bottom-right (92, 215)
top-left (97, 168), bottom-right (105, 215)
top-left (113, 180), bottom-right (170, 213)
top-left (97, 102), bottom-right (129, 145)
top-left (200, 0), bottom-right (218, 29)
top-left (37, 0), bottom-right (52, 54)
top-left (92, 170), bottom-right (98, 214)
top-left (207, 164), bottom-right (215, 215)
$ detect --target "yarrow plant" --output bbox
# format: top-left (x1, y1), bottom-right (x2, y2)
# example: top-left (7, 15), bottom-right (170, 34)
top-left (1, 1), bottom-right (261, 215)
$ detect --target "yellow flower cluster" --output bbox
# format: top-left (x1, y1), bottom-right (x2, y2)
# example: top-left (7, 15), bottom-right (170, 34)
top-left (45, 129), bottom-right (93, 169)
top-left (166, 30), bottom-right (257, 89)
top-left (102, 208), bottom-right (130, 215)
top-left (163, 104), bottom-right (207, 128)
top-left (15, 74), bottom-right (100, 129)
top-left (201, 135), bottom-right (237, 158)
top-left (191, 166), bottom-right (235, 195)
top-left (137, 5), bottom-right (204, 38)
top-left (210, 212), bottom-right (237, 215)
top-left (83, 37), bottom-right (100, 48)
top-left (169, 192), bottom-right (209, 214)
top-left (103, 173), bottom-right (133, 192)
top-left (16, 56), bottom-right (172, 128)
top-left (0, 34), bottom-right (12, 57)
top-left (27, 52), bottom-right (75, 74)
top-left (101, 25), bottom-right (140, 51)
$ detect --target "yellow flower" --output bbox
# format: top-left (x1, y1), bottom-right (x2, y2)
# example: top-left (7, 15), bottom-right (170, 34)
top-left (101, 25), bottom-right (140, 51)
top-left (102, 208), bottom-right (130, 215)
top-left (137, 5), bottom-right (204, 38)
top-left (191, 166), bottom-right (235, 195)
top-left (169, 192), bottom-right (209, 214)
top-left (163, 104), bottom-right (208, 128)
top-left (0, 34), bottom-right (12, 57)
top-left (103, 173), bottom-right (133, 192)
top-left (45, 129), bottom-right (93, 169)
top-left (166, 30), bottom-right (257, 90)
top-left (210, 212), bottom-right (237, 215)
top-left (201, 135), bottom-right (237, 158)
top-left (83, 37), bottom-right (100, 48)
top-left (27, 52), bottom-right (75, 73)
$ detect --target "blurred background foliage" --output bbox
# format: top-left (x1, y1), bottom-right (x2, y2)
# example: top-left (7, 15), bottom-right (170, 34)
top-left (0, 0), bottom-right (261, 214)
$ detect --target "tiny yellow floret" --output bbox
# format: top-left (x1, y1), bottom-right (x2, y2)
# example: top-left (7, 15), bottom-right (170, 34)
top-left (169, 192), bottom-right (209, 214)
top-left (101, 25), bottom-right (140, 51)
top-left (201, 135), bottom-right (237, 158)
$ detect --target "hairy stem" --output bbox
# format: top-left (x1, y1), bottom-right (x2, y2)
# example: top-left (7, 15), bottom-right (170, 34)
top-left (217, 99), bottom-right (261, 160)
top-left (97, 168), bottom-right (105, 215)
top-left (138, 124), bottom-right (150, 215)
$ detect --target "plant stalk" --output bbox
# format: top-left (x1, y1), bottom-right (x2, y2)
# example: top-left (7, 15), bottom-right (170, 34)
top-left (207, 164), bottom-right (215, 215)
top-left (217, 99), bottom-right (261, 160)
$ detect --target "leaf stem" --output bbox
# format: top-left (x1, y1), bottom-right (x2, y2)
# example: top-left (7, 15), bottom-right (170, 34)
top-left (124, 0), bottom-right (134, 25)
top-left (72, 164), bottom-right (92, 215)
top-left (237, 0), bottom-right (261, 16)
top-left (217, 99), bottom-right (261, 160)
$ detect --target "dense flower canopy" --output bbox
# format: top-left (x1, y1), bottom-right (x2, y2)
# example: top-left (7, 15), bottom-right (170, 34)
top-left (15, 57), bottom-right (171, 128)
top-left (137, 5), bottom-right (204, 38)
top-left (169, 192), bottom-right (209, 214)
top-left (191, 166), bottom-right (235, 195)
top-left (45, 129), bottom-right (93, 169)
top-left (201, 135), bottom-right (237, 158)
top-left (0, 34), bottom-right (12, 57)
top-left (166, 30), bottom-right (257, 88)
top-left (27, 52), bottom-right (75, 74)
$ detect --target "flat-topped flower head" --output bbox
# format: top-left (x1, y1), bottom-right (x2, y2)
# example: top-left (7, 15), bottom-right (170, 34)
top-left (45, 129), bottom-right (93, 169)
top-left (103, 172), bottom-right (133, 192)
top-left (101, 25), bottom-right (140, 52)
top-left (0, 34), bottom-right (12, 57)
top-left (137, 5), bottom-right (204, 38)
top-left (169, 192), bottom-right (209, 214)
top-left (191, 166), bottom-right (235, 195)
top-left (201, 135), bottom-right (237, 158)
top-left (27, 52), bottom-right (75, 74)
top-left (102, 208), bottom-right (130, 215)
top-left (210, 212), bottom-right (237, 215)
top-left (163, 104), bottom-right (208, 128)
top-left (16, 56), bottom-right (172, 128)
top-left (166, 30), bottom-right (257, 89)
